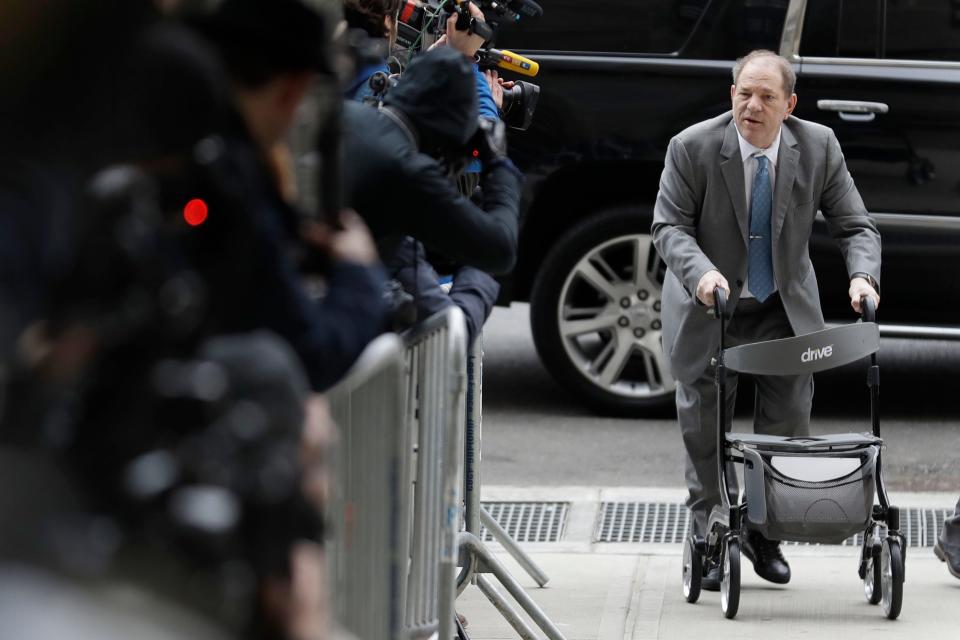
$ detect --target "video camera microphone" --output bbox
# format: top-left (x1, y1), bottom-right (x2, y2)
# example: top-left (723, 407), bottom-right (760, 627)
top-left (477, 47), bottom-right (539, 77)
top-left (506, 0), bottom-right (543, 19)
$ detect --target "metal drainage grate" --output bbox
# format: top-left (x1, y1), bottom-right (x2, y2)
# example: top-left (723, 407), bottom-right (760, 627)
top-left (596, 502), bottom-right (954, 548)
top-left (480, 502), bottom-right (568, 543)
top-left (596, 502), bottom-right (692, 543)
top-left (787, 506), bottom-right (956, 548)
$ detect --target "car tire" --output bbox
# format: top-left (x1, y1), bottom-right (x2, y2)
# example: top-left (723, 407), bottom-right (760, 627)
top-left (530, 207), bottom-right (675, 416)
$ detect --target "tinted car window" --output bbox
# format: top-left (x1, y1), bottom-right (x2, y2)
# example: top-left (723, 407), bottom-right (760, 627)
top-left (494, 0), bottom-right (709, 53)
top-left (884, 0), bottom-right (960, 62)
top-left (803, 0), bottom-right (960, 62)
top-left (495, 0), bottom-right (786, 57)
top-left (682, 0), bottom-right (787, 58)
top-left (801, 0), bottom-right (878, 57)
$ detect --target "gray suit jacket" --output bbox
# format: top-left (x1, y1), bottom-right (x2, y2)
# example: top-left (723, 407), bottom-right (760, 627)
top-left (651, 112), bottom-right (881, 384)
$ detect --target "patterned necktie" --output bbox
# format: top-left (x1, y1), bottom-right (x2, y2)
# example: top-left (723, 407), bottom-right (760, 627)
top-left (748, 154), bottom-right (774, 302)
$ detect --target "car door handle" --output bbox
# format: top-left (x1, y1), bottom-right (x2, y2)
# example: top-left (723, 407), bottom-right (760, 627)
top-left (816, 100), bottom-right (889, 122)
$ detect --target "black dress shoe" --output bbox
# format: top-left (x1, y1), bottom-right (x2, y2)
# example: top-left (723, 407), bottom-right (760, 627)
top-left (934, 541), bottom-right (960, 579)
top-left (742, 531), bottom-right (791, 584)
top-left (702, 565), bottom-right (721, 591)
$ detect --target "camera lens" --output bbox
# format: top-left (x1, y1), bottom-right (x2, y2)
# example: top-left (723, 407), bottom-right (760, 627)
top-left (500, 80), bottom-right (540, 131)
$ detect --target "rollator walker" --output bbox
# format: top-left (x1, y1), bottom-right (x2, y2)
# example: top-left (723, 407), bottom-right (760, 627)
top-left (681, 288), bottom-right (905, 620)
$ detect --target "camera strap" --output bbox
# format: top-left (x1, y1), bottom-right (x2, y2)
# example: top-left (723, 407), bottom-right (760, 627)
top-left (379, 105), bottom-right (419, 150)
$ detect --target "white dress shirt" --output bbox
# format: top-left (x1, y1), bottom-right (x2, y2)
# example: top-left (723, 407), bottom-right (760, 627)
top-left (735, 124), bottom-right (782, 298)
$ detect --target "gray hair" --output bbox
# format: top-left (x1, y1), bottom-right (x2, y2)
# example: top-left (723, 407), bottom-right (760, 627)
top-left (732, 50), bottom-right (796, 97)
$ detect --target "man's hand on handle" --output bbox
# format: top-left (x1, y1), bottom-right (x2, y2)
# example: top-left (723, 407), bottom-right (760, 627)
top-left (696, 270), bottom-right (730, 307)
top-left (849, 276), bottom-right (879, 315)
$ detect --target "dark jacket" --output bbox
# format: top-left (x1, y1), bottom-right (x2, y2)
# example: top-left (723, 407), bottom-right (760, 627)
top-left (184, 115), bottom-right (388, 392)
top-left (342, 48), bottom-right (522, 276)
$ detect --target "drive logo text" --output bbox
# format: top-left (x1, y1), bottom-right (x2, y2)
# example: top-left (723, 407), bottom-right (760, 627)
top-left (801, 345), bottom-right (833, 363)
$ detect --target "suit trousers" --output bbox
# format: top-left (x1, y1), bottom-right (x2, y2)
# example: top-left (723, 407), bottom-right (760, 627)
top-left (677, 293), bottom-right (814, 537)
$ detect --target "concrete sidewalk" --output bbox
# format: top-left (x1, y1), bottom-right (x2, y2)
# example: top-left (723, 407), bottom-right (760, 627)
top-left (456, 546), bottom-right (960, 639)
top-left (456, 487), bottom-right (960, 639)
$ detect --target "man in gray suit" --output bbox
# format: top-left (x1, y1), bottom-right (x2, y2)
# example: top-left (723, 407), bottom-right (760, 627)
top-left (651, 50), bottom-right (881, 590)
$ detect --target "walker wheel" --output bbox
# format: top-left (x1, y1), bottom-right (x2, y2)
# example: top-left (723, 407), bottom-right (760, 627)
top-left (720, 537), bottom-right (741, 619)
top-left (881, 537), bottom-right (904, 620)
top-left (682, 536), bottom-right (702, 603)
top-left (863, 544), bottom-right (882, 605)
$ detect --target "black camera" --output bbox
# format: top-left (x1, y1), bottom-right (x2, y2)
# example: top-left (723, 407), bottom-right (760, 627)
top-left (397, 0), bottom-right (541, 50)
top-left (474, 47), bottom-right (540, 130)
top-left (499, 79), bottom-right (540, 131)
top-left (395, 1), bottom-right (543, 130)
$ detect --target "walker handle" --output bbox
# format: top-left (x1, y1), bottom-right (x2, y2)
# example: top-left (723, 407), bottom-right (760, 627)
top-left (861, 294), bottom-right (876, 324)
top-left (714, 287), bottom-right (727, 321)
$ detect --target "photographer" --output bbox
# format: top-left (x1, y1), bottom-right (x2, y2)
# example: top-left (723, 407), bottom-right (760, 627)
top-left (187, 0), bottom-right (389, 392)
top-left (342, 0), bottom-right (402, 102)
top-left (430, 1), bottom-right (508, 181)
top-left (343, 46), bottom-right (522, 341)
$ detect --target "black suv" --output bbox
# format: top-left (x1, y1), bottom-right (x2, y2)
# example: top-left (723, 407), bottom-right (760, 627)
top-left (493, 0), bottom-right (960, 415)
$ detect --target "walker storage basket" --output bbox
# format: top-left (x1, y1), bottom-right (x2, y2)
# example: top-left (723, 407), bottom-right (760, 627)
top-left (731, 433), bottom-right (882, 544)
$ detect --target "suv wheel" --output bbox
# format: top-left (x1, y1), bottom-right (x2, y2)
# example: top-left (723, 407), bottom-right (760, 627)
top-left (530, 207), bottom-right (675, 416)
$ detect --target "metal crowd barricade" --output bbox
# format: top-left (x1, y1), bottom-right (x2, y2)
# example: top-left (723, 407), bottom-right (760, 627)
top-left (328, 307), bottom-right (467, 640)
top-left (328, 307), bottom-right (561, 640)
top-left (328, 333), bottom-right (409, 640)
top-left (328, 308), bottom-right (467, 640)
top-left (457, 335), bottom-right (567, 640)
top-left (402, 307), bottom-right (467, 640)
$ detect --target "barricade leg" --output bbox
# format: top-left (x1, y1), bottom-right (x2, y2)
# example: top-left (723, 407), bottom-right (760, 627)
top-left (476, 575), bottom-right (540, 640)
top-left (479, 507), bottom-right (550, 587)
top-left (458, 532), bottom-right (567, 640)
top-left (456, 334), bottom-right (563, 638)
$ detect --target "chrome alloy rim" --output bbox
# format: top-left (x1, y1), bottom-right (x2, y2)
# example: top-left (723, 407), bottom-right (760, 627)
top-left (881, 541), bottom-right (894, 612)
top-left (720, 544), bottom-right (732, 611)
top-left (864, 555), bottom-right (877, 601)
top-left (682, 539), bottom-right (694, 598)
top-left (556, 234), bottom-right (674, 400)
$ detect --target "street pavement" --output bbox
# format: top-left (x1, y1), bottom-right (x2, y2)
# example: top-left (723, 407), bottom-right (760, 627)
top-left (456, 487), bottom-right (960, 640)
top-left (457, 542), bottom-right (960, 639)
top-left (458, 305), bottom-right (960, 638)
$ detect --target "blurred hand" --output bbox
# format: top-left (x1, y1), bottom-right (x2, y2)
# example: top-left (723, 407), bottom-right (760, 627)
top-left (265, 142), bottom-right (299, 204)
top-left (445, 1), bottom-right (486, 58)
top-left (849, 276), bottom-right (880, 314)
top-left (19, 322), bottom-right (99, 382)
top-left (262, 541), bottom-right (330, 640)
top-left (427, 33), bottom-right (448, 51)
top-left (329, 210), bottom-right (378, 264)
top-left (696, 269), bottom-right (729, 307)
top-left (485, 70), bottom-right (503, 110)
top-left (286, 542), bottom-right (330, 640)
top-left (301, 393), bottom-right (337, 511)
top-left (301, 209), bottom-right (379, 266)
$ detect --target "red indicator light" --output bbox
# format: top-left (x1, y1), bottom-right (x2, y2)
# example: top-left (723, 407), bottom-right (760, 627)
top-left (472, 149), bottom-right (480, 158)
top-left (400, 1), bottom-right (416, 23)
top-left (183, 198), bottom-right (208, 226)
